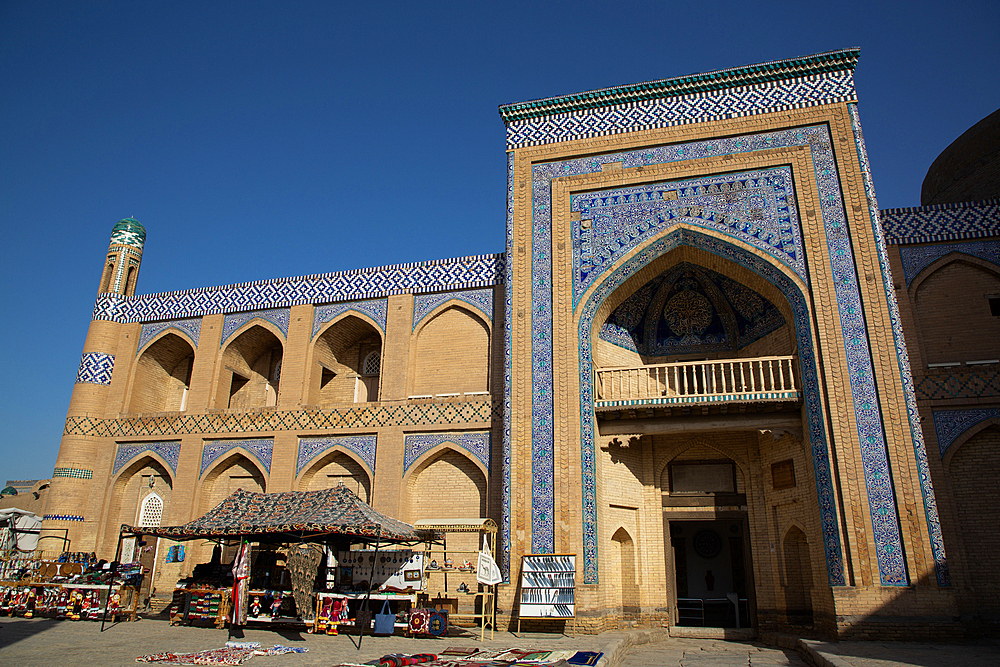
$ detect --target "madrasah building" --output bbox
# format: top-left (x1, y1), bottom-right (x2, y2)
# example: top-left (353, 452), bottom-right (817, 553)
top-left (43, 48), bottom-right (1000, 638)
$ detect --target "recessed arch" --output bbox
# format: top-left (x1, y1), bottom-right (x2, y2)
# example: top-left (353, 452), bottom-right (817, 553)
top-left (908, 251), bottom-right (1000, 295)
top-left (654, 435), bottom-right (751, 487)
top-left (406, 446), bottom-right (488, 521)
top-left (297, 448), bottom-right (372, 502)
top-left (217, 323), bottom-right (285, 409)
top-left (411, 304), bottom-right (491, 396)
top-left (129, 332), bottom-right (196, 413)
top-left (309, 313), bottom-right (384, 406)
top-left (943, 418), bottom-right (1000, 469)
top-left (403, 441), bottom-right (489, 485)
top-left (104, 456), bottom-right (173, 563)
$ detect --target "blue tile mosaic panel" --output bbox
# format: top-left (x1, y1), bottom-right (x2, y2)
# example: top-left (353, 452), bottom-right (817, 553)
top-left (505, 71), bottom-right (857, 149)
top-left (138, 318), bottom-right (202, 352)
top-left (93, 254), bottom-right (504, 324)
top-left (44, 514), bottom-right (84, 522)
top-left (849, 103), bottom-right (949, 586)
top-left (221, 308), bottom-right (290, 344)
top-left (312, 299), bottom-right (388, 338)
top-left (932, 408), bottom-right (1000, 458)
top-left (201, 439), bottom-right (273, 475)
top-left (297, 435), bottom-right (377, 475)
top-left (76, 352), bottom-right (115, 385)
top-left (881, 200), bottom-right (1000, 244)
top-left (502, 152), bottom-right (514, 581)
top-left (52, 467), bottom-right (93, 479)
top-left (113, 441), bottom-right (182, 475)
top-left (412, 289), bottom-right (494, 329)
top-left (899, 241), bottom-right (1000, 286)
top-left (403, 432), bottom-right (491, 472)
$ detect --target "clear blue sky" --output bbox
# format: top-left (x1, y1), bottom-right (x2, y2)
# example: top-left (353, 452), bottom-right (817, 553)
top-left (2, 1), bottom-right (998, 482)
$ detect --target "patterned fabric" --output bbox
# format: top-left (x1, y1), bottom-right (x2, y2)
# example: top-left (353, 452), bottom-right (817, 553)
top-left (230, 542), bottom-right (250, 625)
top-left (287, 543), bottom-right (324, 620)
top-left (123, 486), bottom-right (422, 541)
top-left (136, 645), bottom-right (308, 664)
top-left (378, 655), bottom-right (437, 667)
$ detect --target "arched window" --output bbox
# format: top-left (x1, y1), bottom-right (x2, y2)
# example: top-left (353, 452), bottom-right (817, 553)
top-left (362, 351), bottom-right (381, 376)
top-left (138, 493), bottom-right (163, 528)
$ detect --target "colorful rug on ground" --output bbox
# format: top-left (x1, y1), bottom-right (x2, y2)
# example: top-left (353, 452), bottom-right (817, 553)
top-left (331, 648), bottom-right (601, 667)
top-left (136, 644), bottom-right (307, 664)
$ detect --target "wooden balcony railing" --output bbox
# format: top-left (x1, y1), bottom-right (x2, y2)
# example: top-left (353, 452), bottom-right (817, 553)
top-left (594, 355), bottom-right (799, 408)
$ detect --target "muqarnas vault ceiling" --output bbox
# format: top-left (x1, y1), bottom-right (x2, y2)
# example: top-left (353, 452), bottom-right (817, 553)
top-left (599, 262), bottom-right (786, 357)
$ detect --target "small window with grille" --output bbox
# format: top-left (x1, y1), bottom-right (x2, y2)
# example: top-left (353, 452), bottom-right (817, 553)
top-left (138, 493), bottom-right (163, 528)
top-left (362, 351), bottom-right (381, 376)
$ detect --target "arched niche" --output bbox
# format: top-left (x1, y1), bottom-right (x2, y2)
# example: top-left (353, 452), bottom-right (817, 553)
top-left (105, 456), bottom-right (173, 560)
top-left (218, 323), bottom-right (284, 409)
top-left (309, 314), bottom-right (383, 406)
top-left (782, 525), bottom-right (813, 624)
top-left (406, 447), bottom-right (487, 555)
top-left (658, 439), bottom-right (748, 496)
top-left (411, 305), bottom-right (490, 396)
top-left (130, 332), bottom-right (196, 414)
top-left (610, 527), bottom-right (640, 619)
top-left (298, 449), bottom-right (372, 503)
top-left (911, 256), bottom-right (1000, 365)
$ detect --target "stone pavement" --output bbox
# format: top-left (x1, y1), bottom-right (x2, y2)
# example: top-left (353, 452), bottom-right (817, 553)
top-left (2, 617), bottom-right (1000, 667)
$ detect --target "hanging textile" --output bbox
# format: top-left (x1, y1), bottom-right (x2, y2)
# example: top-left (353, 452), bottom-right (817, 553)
top-left (476, 534), bottom-right (501, 585)
top-left (287, 543), bottom-right (324, 620)
top-left (231, 542), bottom-right (251, 625)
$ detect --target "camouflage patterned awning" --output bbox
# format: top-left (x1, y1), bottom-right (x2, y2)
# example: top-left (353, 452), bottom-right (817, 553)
top-left (124, 486), bottom-right (425, 543)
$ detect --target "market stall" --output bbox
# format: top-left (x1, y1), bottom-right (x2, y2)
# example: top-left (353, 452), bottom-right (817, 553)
top-left (119, 486), bottom-right (435, 638)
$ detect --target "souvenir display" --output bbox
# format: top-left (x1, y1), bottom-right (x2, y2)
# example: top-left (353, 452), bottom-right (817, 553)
top-left (336, 549), bottom-right (422, 592)
top-left (517, 553), bottom-right (576, 634)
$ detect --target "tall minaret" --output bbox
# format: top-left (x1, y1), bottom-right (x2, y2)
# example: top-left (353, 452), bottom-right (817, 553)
top-left (43, 218), bottom-right (146, 553)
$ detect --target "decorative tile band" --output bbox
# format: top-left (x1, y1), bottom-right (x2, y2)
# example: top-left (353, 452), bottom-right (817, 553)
top-left (52, 467), bottom-right (93, 480)
top-left (932, 408), bottom-right (1000, 458)
top-left (138, 318), bottom-right (202, 351)
top-left (595, 391), bottom-right (801, 408)
top-left (201, 439), bottom-right (273, 475)
top-left (113, 441), bottom-right (182, 475)
top-left (881, 199), bottom-right (1000, 245)
top-left (504, 71), bottom-right (857, 149)
top-left (899, 240), bottom-right (1000, 286)
top-left (65, 401), bottom-right (498, 438)
top-left (93, 253), bottom-right (504, 324)
top-left (222, 308), bottom-right (290, 344)
top-left (916, 369), bottom-right (1000, 400)
top-left (44, 515), bottom-right (84, 522)
top-left (76, 352), bottom-right (115, 385)
top-left (413, 289), bottom-right (494, 329)
top-left (502, 151), bottom-right (514, 581)
top-left (403, 432), bottom-right (491, 472)
top-left (849, 103), bottom-right (949, 586)
top-left (575, 229), bottom-right (843, 586)
top-left (313, 299), bottom-right (388, 338)
top-left (297, 435), bottom-right (377, 475)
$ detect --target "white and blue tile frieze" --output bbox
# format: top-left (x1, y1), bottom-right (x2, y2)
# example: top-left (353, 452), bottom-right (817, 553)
top-left (502, 152), bottom-right (514, 581)
top-left (313, 300), bottom-right (388, 338)
top-left (201, 439), bottom-right (273, 476)
top-left (113, 441), bottom-right (182, 476)
top-left (221, 308), bottom-right (290, 344)
top-left (849, 103), bottom-right (950, 585)
top-left (881, 199), bottom-right (1000, 245)
top-left (412, 289), bottom-right (494, 329)
top-left (403, 432), bottom-right (491, 473)
top-left (93, 254), bottom-right (504, 325)
top-left (297, 435), bottom-right (377, 475)
top-left (899, 241), bottom-right (1000, 286)
top-left (138, 318), bottom-right (202, 352)
top-left (76, 352), bottom-right (115, 385)
top-left (932, 408), bottom-right (1000, 458)
top-left (504, 70), bottom-right (857, 149)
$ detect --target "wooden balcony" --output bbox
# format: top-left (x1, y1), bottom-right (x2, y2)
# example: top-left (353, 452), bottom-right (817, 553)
top-left (594, 355), bottom-right (799, 409)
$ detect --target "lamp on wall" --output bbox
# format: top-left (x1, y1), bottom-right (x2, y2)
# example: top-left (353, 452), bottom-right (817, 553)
top-left (149, 476), bottom-right (155, 488)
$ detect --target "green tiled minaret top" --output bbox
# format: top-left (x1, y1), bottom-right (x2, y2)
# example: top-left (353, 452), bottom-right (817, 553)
top-left (109, 217), bottom-right (146, 249)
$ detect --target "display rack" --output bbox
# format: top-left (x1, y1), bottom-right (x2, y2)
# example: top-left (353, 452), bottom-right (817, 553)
top-left (516, 553), bottom-right (576, 636)
top-left (311, 591), bottom-right (415, 634)
top-left (413, 518), bottom-right (498, 640)
top-left (169, 588), bottom-right (231, 628)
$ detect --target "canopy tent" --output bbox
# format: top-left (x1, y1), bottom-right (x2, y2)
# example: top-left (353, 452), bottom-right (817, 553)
top-left (0, 507), bottom-right (41, 552)
top-left (122, 486), bottom-right (429, 544)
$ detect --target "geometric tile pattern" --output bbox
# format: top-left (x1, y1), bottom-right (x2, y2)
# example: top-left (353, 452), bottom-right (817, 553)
top-left (403, 431), bottom-right (491, 472)
top-left (44, 515), bottom-right (85, 522)
top-left (932, 408), bottom-right (1000, 458)
top-left (222, 308), bottom-right (290, 344)
top-left (113, 441), bottom-right (182, 476)
top-left (313, 300), bottom-right (388, 338)
top-left (502, 151), bottom-right (515, 581)
top-left (571, 167), bottom-right (807, 299)
top-left (880, 199), bottom-right (1000, 245)
top-left (201, 439), bottom-right (273, 476)
top-left (899, 240), bottom-right (1000, 286)
top-left (64, 400), bottom-right (498, 438)
top-left (75, 352), bottom-right (115, 385)
top-left (916, 369), bottom-right (1000, 400)
top-left (504, 70), bottom-right (858, 149)
top-left (92, 253), bottom-right (504, 324)
top-left (297, 435), bottom-right (378, 475)
top-left (138, 318), bottom-right (202, 351)
top-left (574, 228), bottom-right (842, 586)
top-left (413, 289), bottom-right (494, 329)
top-left (848, 103), bottom-right (950, 586)
top-left (52, 467), bottom-right (93, 479)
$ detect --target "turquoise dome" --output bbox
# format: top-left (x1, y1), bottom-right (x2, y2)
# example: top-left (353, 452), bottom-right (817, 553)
top-left (109, 217), bottom-right (146, 249)
top-left (0, 486), bottom-right (17, 496)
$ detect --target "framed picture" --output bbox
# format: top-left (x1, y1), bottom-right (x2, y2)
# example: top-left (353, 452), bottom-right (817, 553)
top-left (339, 567), bottom-right (353, 585)
top-left (404, 569), bottom-right (421, 582)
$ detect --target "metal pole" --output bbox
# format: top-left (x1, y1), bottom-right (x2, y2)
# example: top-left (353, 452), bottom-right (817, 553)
top-left (356, 531), bottom-right (381, 649)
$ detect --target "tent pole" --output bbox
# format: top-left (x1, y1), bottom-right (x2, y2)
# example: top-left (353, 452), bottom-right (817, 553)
top-left (357, 530), bottom-right (382, 649)
top-left (102, 527), bottom-right (126, 632)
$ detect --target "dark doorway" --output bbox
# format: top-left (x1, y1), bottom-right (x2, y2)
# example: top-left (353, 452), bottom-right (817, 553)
top-left (669, 519), bottom-right (751, 628)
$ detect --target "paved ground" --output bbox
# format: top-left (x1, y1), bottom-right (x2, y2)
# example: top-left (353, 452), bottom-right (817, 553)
top-left (2, 616), bottom-right (1000, 666)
